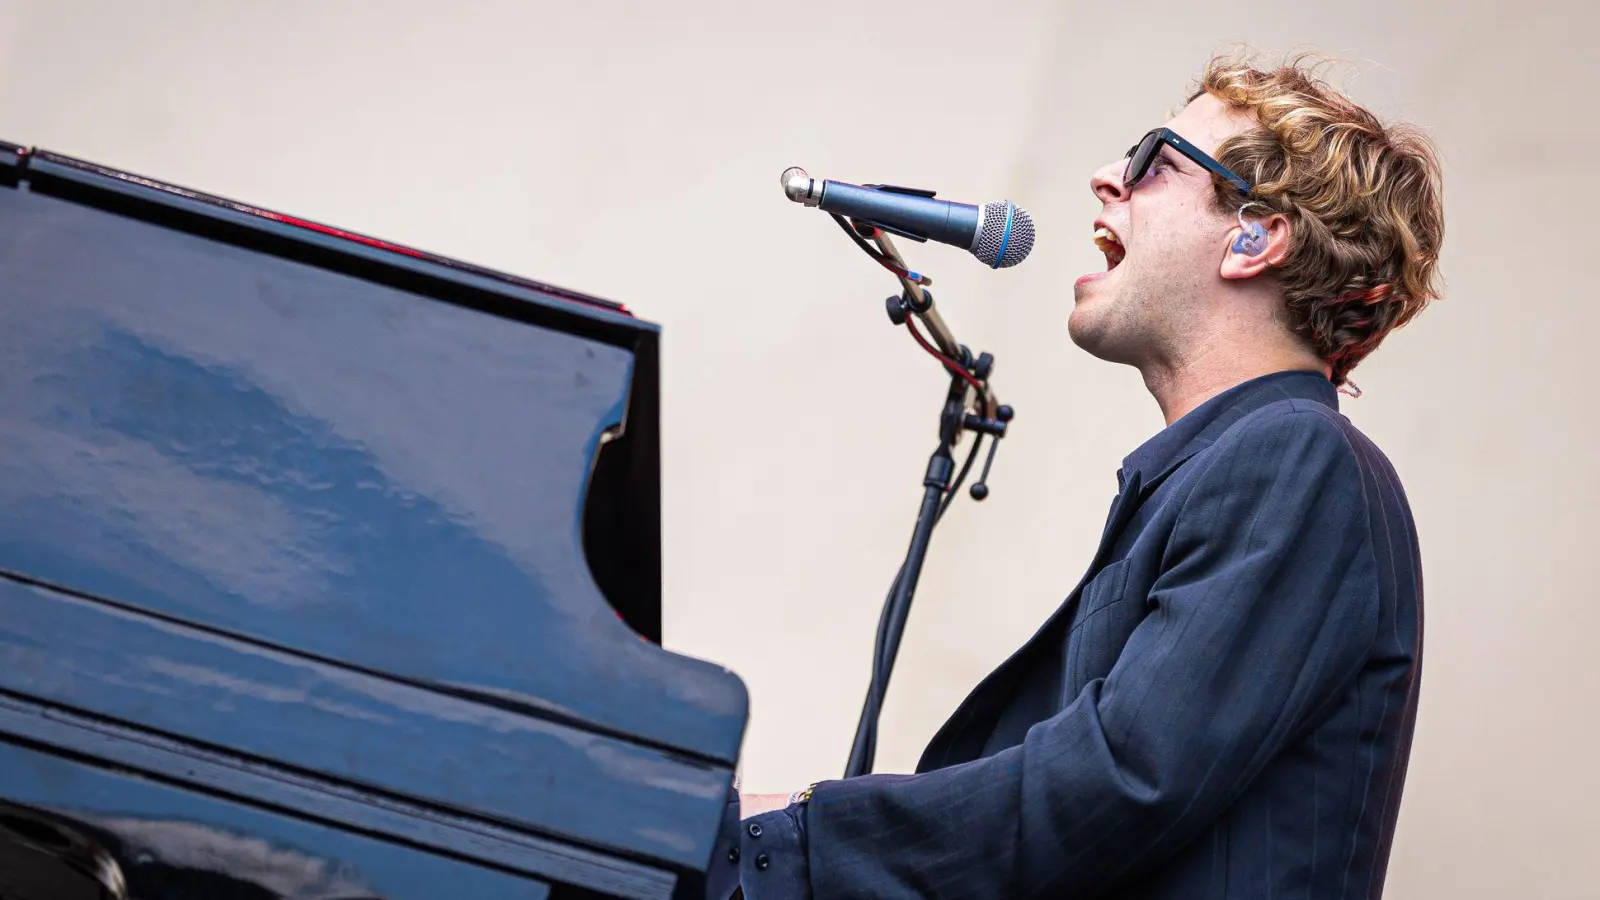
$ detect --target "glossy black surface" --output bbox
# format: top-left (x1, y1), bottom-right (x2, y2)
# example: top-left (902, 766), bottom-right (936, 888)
top-left (0, 573), bottom-right (726, 873)
top-left (0, 742), bottom-right (552, 899)
top-left (0, 685), bottom-right (672, 898)
top-left (0, 143), bottom-right (746, 897)
top-left (0, 142), bottom-right (18, 186)
top-left (25, 149), bottom-right (670, 649)
top-left (0, 180), bottom-right (742, 749)
top-left (0, 184), bottom-right (743, 762)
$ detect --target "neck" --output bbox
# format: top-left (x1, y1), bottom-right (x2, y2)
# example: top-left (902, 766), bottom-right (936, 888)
top-left (1140, 339), bottom-right (1328, 425)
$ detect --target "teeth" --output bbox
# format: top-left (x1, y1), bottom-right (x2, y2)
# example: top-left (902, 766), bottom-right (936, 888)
top-left (1092, 226), bottom-right (1121, 251)
top-left (1093, 225), bottom-right (1125, 270)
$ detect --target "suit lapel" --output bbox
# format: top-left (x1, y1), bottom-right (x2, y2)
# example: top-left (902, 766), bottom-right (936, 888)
top-left (917, 472), bottom-right (1145, 771)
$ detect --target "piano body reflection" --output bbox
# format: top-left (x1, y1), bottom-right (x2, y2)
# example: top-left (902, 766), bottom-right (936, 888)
top-left (0, 140), bottom-right (746, 899)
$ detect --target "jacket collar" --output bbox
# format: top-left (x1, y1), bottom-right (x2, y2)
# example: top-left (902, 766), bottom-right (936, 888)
top-left (1117, 369), bottom-right (1338, 492)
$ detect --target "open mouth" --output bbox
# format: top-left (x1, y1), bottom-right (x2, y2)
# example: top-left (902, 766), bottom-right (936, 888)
top-left (1093, 225), bottom-right (1125, 270)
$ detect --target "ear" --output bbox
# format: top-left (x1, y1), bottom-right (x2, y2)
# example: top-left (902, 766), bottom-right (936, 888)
top-left (1220, 213), bottom-right (1291, 280)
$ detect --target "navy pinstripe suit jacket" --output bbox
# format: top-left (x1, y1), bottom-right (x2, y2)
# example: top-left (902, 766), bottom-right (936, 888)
top-left (722, 369), bottom-right (1423, 900)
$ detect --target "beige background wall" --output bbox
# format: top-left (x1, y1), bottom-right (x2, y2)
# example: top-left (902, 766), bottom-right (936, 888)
top-left (0, 0), bottom-right (1594, 895)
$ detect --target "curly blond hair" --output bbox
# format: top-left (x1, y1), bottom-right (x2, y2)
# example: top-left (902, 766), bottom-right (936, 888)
top-left (1192, 53), bottom-right (1445, 386)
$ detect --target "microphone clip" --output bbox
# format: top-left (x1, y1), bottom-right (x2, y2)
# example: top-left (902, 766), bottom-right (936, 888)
top-left (884, 288), bottom-right (1013, 502)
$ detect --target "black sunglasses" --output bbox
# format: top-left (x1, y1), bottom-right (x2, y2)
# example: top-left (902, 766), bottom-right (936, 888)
top-left (1124, 127), bottom-right (1252, 195)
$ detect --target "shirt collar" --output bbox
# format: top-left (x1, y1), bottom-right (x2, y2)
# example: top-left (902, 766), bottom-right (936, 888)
top-left (1117, 369), bottom-right (1339, 491)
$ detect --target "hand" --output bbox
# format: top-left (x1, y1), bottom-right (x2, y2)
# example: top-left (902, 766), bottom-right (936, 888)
top-left (739, 792), bottom-right (792, 819)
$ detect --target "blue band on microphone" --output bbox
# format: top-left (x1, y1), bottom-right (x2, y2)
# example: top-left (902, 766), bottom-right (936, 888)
top-left (993, 202), bottom-right (1015, 269)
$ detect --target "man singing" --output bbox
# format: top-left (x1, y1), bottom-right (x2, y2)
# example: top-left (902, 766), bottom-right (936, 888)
top-left (717, 51), bottom-right (1443, 899)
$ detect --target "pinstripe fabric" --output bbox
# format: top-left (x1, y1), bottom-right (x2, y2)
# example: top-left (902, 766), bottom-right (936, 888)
top-left (792, 370), bottom-right (1423, 899)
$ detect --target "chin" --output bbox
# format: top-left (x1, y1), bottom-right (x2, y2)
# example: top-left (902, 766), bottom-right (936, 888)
top-left (1066, 304), bottom-right (1108, 356)
top-left (1068, 286), bottom-right (1143, 365)
top-left (1069, 279), bottom-right (1112, 339)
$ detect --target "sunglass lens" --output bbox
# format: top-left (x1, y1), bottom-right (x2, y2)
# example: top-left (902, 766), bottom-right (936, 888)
top-left (1125, 132), bottom-right (1159, 187)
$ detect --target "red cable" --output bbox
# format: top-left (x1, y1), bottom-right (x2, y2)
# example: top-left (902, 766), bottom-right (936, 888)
top-left (859, 225), bottom-right (930, 286)
top-left (904, 315), bottom-right (985, 397)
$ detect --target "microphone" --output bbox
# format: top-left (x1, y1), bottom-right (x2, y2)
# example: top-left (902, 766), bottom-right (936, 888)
top-left (781, 167), bottom-right (1034, 269)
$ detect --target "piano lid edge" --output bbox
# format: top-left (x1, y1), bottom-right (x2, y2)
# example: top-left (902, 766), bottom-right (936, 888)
top-left (577, 340), bottom-right (751, 765)
top-left (14, 144), bottom-right (654, 349)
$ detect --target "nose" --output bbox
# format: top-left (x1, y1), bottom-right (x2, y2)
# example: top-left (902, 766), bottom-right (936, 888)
top-left (1090, 157), bottom-right (1130, 205)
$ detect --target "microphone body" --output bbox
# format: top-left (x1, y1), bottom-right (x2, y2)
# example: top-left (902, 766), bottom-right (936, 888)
top-left (815, 180), bottom-right (982, 250)
top-left (781, 167), bottom-right (1034, 269)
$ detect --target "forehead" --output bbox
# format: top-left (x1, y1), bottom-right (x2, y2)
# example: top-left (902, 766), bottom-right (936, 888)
top-left (1165, 92), bottom-right (1255, 156)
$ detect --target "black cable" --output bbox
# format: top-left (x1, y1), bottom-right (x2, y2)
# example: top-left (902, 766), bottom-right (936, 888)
top-left (875, 435), bottom-right (981, 637)
top-left (851, 430), bottom-right (986, 775)
top-left (870, 433), bottom-right (981, 680)
top-left (830, 212), bottom-right (886, 260)
top-left (830, 213), bottom-right (928, 285)
top-left (904, 313), bottom-right (986, 397)
top-left (941, 433), bottom-right (984, 519)
top-left (826, 208), bottom-right (989, 775)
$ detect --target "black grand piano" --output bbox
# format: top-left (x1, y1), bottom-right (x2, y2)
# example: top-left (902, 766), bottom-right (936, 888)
top-left (0, 140), bottom-right (746, 899)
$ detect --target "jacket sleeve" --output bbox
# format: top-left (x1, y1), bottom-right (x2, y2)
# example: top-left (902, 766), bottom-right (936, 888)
top-left (803, 406), bottom-right (1382, 899)
top-left (697, 782), bottom-right (814, 900)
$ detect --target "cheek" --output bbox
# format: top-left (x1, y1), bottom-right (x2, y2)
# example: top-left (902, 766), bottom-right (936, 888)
top-left (1130, 189), bottom-right (1221, 259)
top-left (1133, 215), bottom-right (1214, 272)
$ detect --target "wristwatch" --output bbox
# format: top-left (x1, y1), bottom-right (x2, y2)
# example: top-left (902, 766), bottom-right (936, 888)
top-left (787, 784), bottom-right (815, 806)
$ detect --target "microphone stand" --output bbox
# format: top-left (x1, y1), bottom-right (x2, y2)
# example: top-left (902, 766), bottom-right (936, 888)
top-left (842, 228), bottom-right (1013, 779)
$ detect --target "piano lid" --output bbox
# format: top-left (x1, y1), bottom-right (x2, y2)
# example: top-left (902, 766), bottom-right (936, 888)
top-left (0, 144), bottom-right (746, 784)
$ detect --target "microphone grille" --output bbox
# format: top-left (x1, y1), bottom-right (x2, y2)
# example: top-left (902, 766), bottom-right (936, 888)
top-left (973, 201), bottom-right (1035, 268)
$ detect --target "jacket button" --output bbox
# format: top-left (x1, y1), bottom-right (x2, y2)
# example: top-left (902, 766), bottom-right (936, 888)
top-left (728, 846), bottom-right (740, 863)
top-left (755, 853), bottom-right (770, 870)
top-left (747, 823), bottom-right (762, 838)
